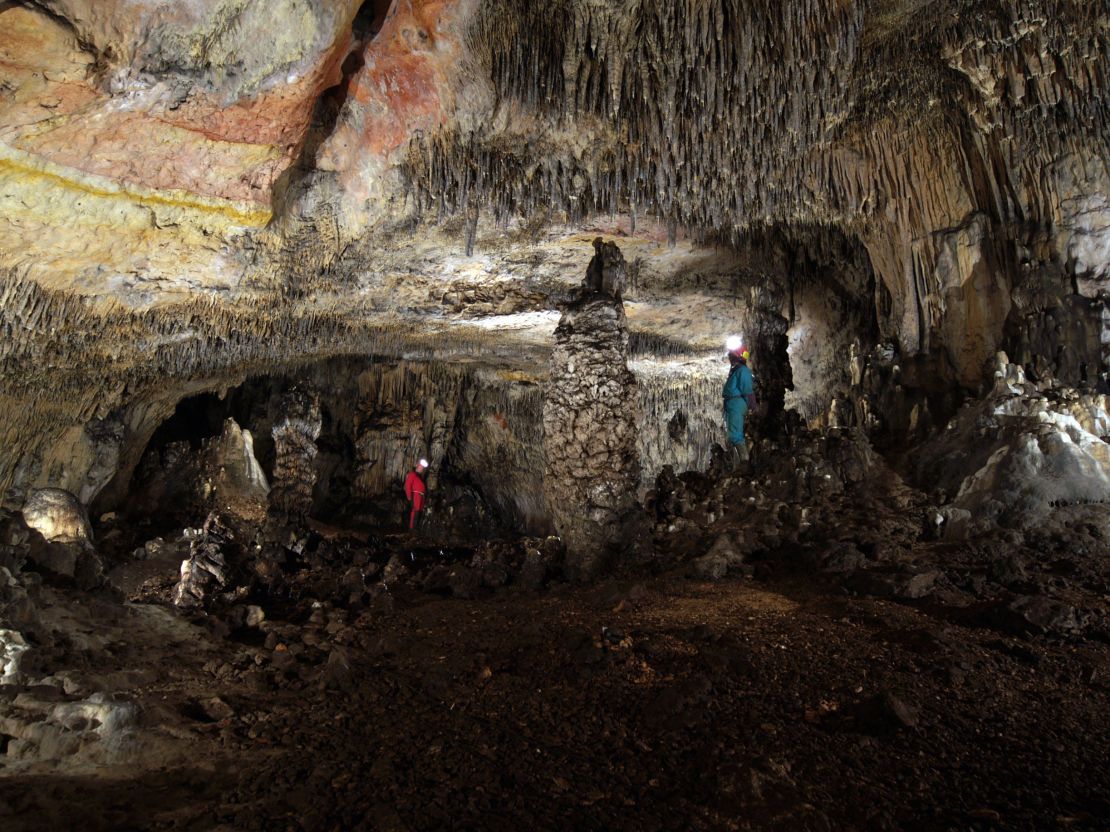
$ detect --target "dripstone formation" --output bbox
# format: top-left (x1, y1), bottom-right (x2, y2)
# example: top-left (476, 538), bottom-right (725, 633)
top-left (543, 242), bottom-right (640, 579)
top-left (268, 390), bottom-right (323, 523)
top-left (0, 3), bottom-right (1109, 826)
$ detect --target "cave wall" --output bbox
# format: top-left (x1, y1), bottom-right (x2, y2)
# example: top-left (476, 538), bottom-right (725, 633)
top-left (448, 372), bottom-right (548, 534)
top-left (1, 0), bottom-right (1108, 521)
top-left (89, 356), bottom-right (551, 533)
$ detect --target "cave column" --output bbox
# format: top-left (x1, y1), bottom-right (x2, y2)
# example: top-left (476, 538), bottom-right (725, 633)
top-left (268, 389), bottom-right (322, 523)
top-left (543, 240), bottom-right (640, 579)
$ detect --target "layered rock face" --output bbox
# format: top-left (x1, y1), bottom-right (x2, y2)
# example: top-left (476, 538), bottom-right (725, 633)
top-left (543, 243), bottom-right (640, 578)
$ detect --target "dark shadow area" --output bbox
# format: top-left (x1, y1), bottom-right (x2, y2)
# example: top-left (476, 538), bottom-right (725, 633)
top-left (0, 767), bottom-right (233, 832)
top-left (107, 356), bottom-right (534, 545)
top-left (143, 392), bottom-right (227, 452)
top-left (352, 0), bottom-right (393, 43)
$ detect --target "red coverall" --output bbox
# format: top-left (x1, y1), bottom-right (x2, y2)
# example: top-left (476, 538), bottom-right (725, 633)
top-left (403, 469), bottom-right (426, 530)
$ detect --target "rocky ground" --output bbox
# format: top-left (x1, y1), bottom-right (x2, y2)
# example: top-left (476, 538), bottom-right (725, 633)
top-left (0, 558), bottom-right (1107, 831)
top-left (1, 368), bottom-right (1108, 830)
top-left (1, 429), bottom-right (1109, 829)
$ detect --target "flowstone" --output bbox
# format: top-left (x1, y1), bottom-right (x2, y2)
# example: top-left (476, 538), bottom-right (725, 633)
top-left (918, 354), bottom-right (1110, 538)
top-left (21, 488), bottom-right (92, 546)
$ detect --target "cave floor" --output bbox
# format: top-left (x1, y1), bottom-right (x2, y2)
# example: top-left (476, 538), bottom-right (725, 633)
top-left (1, 570), bottom-right (1107, 831)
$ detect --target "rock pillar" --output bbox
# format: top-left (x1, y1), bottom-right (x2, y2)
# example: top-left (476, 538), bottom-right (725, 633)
top-left (268, 389), bottom-right (322, 522)
top-left (543, 240), bottom-right (640, 579)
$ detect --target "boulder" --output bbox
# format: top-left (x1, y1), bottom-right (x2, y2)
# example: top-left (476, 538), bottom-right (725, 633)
top-left (22, 488), bottom-right (92, 546)
top-left (21, 489), bottom-right (103, 587)
top-left (322, 648), bottom-right (354, 692)
top-left (846, 569), bottom-right (942, 600)
top-left (0, 627), bottom-right (30, 684)
top-left (690, 534), bottom-right (750, 581)
top-left (1000, 596), bottom-right (1086, 637)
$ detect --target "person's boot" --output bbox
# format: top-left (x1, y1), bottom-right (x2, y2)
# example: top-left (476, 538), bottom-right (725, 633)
top-left (730, 441), bottom-right (748, 472)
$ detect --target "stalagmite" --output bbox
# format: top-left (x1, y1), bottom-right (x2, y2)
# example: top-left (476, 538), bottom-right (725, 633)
top-left (268, 390), bottom-right (323, 523)
top-left (543, 241), bottom-right (640, 578)
top-left (172, 513), bottom-right (233, 609)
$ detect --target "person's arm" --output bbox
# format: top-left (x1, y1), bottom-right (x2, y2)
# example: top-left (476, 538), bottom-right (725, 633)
top-left (723, 368), bottom-right (740, 398)
top-left (404, 473), bottom-right (413, 501)
top-left (741, 368), bottom-right (756, 407)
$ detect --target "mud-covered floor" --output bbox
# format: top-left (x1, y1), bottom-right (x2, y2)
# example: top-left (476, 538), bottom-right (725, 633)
top-left (2, 563), bottom-right (1108, 832)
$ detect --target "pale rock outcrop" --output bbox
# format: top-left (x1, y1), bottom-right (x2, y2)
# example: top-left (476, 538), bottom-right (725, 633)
top-left (1, 691), bottom-right (141, 763)
top-left (0, 626), bottom-right (29, 685)
top-left (207, 418), bottom-right (270, 504)
top-left (20, 488), bottom-right (104, 586)
top-left (924, 355), bottom-right (1110, 537)
top-left (21, 488), bottom-right (93, 546)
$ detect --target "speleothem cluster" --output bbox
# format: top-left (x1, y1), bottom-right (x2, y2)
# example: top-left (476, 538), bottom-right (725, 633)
top-left (0, 0), bottom-right (1105, 566)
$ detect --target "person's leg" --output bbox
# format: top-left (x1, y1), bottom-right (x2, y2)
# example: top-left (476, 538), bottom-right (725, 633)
top-left (726, 400), bottom-right (749, 471)
top-left (725, 400), bottom-right (745, 445)
top-left (729, 441), bottom-right (747, 470)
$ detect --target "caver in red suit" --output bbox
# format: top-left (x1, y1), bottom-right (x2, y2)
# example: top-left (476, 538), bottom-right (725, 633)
top-left (403, 460), bottom-right (428, 530)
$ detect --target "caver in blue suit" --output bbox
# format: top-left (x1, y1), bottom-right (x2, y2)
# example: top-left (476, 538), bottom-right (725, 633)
top-left (723, 358), bottom-right (754, 445)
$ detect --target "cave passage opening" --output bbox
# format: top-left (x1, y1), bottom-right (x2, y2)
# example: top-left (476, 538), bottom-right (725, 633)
top-left (107, 357), bottom-right (541, 551)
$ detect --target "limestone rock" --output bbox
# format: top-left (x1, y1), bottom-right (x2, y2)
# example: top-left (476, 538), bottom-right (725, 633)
top-left (948, 388), bottom-right (1110, 535)
top-left (0, 626), bottom-right (30, 684)
top-left (269, 390), bottom-right (323, 522)
top-left (582, 238), bottom-right (627, 299)
top-left (173, 513), bottom-right (234, 609)
top-left (20, 488), bottom-right (103, 586)
top-left (691, 534), bottom-right (749, 581)
top-left (208, 418), bottom-right (270, 503)
top-left (544, 244), bottom-right (640, 579)
top-left (21, 488), bottom-right (92, 546)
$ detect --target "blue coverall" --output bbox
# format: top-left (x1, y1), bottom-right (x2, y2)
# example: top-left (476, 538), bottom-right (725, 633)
top-left (722, 362), bottom-right (754, 445)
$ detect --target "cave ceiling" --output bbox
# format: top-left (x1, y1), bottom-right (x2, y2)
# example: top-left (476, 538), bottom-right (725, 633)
top-left (0, 0), bottom-right (1107, 496)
